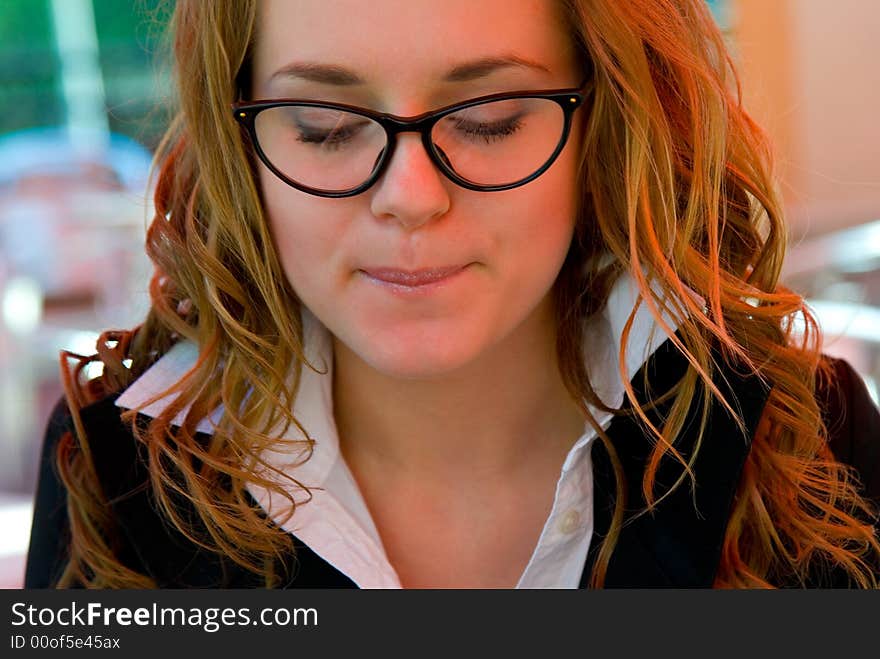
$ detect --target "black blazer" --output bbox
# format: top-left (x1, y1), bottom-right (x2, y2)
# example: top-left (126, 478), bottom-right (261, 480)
top-left (24, 339), bottom-right (880, 588)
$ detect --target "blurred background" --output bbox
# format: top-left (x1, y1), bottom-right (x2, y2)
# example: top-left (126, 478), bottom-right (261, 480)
top-left (0, 0), bottom-right (878, 587)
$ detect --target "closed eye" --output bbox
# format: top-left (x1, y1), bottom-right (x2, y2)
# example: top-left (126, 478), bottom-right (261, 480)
top-left (449, 115), bottom-right (524, 143)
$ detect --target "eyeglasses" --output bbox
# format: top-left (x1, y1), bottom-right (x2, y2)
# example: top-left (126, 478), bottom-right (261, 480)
top-left (232, 80), bottom-right (591, 198)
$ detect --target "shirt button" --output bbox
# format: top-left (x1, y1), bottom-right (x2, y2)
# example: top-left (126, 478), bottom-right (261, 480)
top-left (558, 509), bottom-right (581, 534)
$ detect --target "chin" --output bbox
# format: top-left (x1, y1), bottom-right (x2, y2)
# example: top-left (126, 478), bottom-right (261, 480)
top-left (343, 326), bottom-right (487, 382)
top-left (365, 354), bottom-right (472, 381)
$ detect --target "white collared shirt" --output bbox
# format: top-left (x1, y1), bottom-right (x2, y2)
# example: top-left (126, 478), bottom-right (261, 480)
top-left (116, 272), bottom-right (679, 588)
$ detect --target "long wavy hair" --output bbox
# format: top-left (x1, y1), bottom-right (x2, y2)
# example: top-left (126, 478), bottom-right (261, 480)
top-left (56, 0), bottom-right (879, 588)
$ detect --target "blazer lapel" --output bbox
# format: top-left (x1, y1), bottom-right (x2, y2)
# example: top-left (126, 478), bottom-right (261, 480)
top-left (82, 395), bottom-right (356, 588)
top-left (581, 339), bottom-right (771, 587)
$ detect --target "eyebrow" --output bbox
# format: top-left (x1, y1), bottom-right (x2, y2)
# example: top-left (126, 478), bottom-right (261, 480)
top-left (269, 55), bottom-right (552, 86)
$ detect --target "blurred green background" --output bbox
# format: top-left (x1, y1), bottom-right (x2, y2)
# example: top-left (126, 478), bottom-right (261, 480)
top-left (0, 0), bottom-right (170, 149)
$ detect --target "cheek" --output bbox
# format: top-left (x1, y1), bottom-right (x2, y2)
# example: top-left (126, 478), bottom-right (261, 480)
top-left (505, 205), bottom-right (575, 311)
top-left (499, 154), bottom-right (580, 286)
top-left (259, 171), bottom-right (351, 295)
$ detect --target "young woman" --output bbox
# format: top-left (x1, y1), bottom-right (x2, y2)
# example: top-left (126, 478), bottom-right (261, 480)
top-left (26, 0), bottom-right (880, 588)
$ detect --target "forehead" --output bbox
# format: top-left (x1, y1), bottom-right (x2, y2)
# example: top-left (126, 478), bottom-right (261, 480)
top-left (253, 0), bottom-right (577, 98)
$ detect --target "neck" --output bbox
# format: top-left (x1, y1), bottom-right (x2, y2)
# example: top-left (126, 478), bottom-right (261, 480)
top-left (332, 297), bottom-right (586, 485)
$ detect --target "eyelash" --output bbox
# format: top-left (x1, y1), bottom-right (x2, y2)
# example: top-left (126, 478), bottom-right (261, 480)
top-left (294, 116), bottom-right (524, 150)
top-left (450, 116), bottom-right (524, 143)
top-left (296, 126), bottom-right (357, 150)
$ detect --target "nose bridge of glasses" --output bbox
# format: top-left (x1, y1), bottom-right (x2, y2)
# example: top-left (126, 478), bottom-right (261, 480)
top-left (376, 113), bottom-right (446, 173)
top-left (382, 112), bottom-right (438, 138)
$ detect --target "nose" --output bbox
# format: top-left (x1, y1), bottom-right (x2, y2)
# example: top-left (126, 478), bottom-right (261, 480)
top-left (369, 133), bottom-right (451, 230)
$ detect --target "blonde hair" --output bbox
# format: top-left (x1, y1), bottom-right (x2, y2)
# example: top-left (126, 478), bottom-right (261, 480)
top-left (56, 0), bottom-right (879, 588)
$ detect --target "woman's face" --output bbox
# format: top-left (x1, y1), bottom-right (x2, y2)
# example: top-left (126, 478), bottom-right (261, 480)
top-left (252, 0), bottom-right (584, 379)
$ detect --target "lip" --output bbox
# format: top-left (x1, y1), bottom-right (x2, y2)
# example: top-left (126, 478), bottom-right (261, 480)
top-left (358, 264), bottom-right (470, 291)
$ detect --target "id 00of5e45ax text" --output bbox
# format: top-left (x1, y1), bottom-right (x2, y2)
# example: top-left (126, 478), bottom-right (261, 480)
top-left (11, 633), bottom-right (120, 650)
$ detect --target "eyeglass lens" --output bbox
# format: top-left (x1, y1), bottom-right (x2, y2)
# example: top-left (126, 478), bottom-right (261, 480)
top-left (253, 97), bottom-right (566, 193)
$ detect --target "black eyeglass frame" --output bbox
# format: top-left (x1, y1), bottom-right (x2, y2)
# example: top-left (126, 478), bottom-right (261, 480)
top-left (231, 79), bottom-right (592, 198)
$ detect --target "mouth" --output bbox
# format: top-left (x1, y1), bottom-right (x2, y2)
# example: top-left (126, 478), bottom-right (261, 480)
top-left (358, 264), bottom-right (471, 292)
